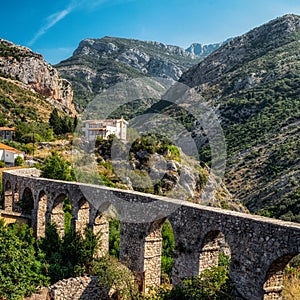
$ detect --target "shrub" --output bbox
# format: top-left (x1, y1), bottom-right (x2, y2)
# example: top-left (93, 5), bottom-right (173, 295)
top-left (14, 155), bottom-right (24, 166)
top-left (147, 255), bottom-right (234, 300)
top-left (40, 152), bottom-right (75, 181)
top-left (92, 255), bottom-right (140, 300)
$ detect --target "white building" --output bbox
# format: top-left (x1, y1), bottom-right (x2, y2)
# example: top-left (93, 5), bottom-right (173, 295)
top-left (83, 117), bottom-right (128, 141)
top-left (0, 142), bottom-right (24, 165)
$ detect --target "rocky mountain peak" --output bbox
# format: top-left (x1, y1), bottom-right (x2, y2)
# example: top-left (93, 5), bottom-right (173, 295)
top-left (73, 36), bottom-right (196, 60)
top-left (74, 38), bottom-right (119, 58)
top-left (0, 39), bottom-right (75, 115)
top-left (186, 39), bottom-right (232, 58)
top-left (55, 36), bottom-right (201, 109)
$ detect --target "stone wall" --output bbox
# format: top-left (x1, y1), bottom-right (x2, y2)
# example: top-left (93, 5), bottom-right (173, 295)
top-left (49, 277), bottom-right (104, 300)
top-left (2, 168), bottom-right (300, 300)
top-left (24, 277), bottom-right (105, 300)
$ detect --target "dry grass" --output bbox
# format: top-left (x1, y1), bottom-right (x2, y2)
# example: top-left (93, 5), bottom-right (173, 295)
top-left (283, 269), bottom-right (300, 300)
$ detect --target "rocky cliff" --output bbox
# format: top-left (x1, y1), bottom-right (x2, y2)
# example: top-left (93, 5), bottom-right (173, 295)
top-left (55, 36), bottom-right (201, 110)
top-left (0, 39), bottom-right (75, 115)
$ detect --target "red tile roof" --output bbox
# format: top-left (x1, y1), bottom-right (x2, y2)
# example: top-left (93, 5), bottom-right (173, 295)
top-left (0, 142), bottom-right (23, 154)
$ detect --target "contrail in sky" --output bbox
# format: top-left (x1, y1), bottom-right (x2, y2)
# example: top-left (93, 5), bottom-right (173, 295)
top-left (28, 8), bottom-right (72, 46)
top-left (27, 0), bottom-right (133, 46)
top-left (27, 0), bottom-right (106, 46)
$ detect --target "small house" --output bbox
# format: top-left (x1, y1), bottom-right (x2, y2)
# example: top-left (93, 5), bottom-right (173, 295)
top-left (83, 117), bottom-right (128, 141)
top-left (0, 142), bottom-right (24, 165)
top-left (0, 127), bottom-right (15, 141)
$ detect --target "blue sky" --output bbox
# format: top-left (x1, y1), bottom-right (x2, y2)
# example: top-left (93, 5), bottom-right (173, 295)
top-left (1, 0), bottom-right (300, 64)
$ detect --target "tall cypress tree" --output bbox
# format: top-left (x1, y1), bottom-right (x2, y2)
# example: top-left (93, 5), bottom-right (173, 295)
top-left (49, 108), bottom-right (62, 135)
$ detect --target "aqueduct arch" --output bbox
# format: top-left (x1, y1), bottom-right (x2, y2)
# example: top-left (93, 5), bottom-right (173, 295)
top-left (37, 191), bottom-right (47, 238)
top-left (51, 193), bottom-right (69, 238)
top-left (199, 230), bottom-right (230, 272)
top-left (4, 180), bottom-right (12, 211)
top-left (20, 187), bottom-right (34, 215)
top-left (2, 168), bottom-right (300, 300)
top-left (263, 253), bottom-right (299, 299)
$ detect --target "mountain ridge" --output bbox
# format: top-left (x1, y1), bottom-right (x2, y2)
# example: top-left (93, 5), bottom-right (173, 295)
top-left (55, 36), bottom-right (202, 110)
top-left (176, 13), bottom-right (300, 221)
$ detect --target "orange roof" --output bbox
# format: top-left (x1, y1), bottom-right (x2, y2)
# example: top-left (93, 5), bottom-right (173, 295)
top-left (0, 127), bottom-right (15, 131)
top-left (0, 142), bottom-right (23, 154)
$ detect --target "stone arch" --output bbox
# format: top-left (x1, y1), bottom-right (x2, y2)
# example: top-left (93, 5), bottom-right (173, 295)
top-left (76, 197), bottom-right (90, 235)
top-left (36, 190), bottom-right (48, 238)
top-left (51, 193), bottom-right (68, 238)
top-left (12, 182), bottom-right (20, 212)
top-left (4, 180), bottom-right (13, 211)
top-left (263, 253), bottom-right (299, 299)
top-left (20, 187), bottom-right (34, 216)
top-left (143, 218), bottom-right (174, 292)
top-left (160, 219), bottom-right (175, 284)
top-left (94, 202), bottom-right (118, 257)
top-left (199, 230), bottom-right (230, 273)
top-left (93, 211), bottom-right (109, 257)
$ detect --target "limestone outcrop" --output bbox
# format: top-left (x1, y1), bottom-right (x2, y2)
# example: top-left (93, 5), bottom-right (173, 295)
top-left (0, 39), bottom-right (75, 115)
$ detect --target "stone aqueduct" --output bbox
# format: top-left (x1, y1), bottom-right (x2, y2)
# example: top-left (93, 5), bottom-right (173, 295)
top-left (2, 168), bottom-right (300, 300)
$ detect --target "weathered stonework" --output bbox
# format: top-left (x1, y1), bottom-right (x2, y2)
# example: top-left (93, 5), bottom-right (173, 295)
top-left (2, 168), bottom-right (300, 300)
top-left (49, 276), bottom-right (103, 300)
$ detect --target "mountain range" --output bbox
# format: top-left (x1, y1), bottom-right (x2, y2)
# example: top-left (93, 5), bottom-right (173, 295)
top-left (0, 14), bottom-right (299, 221)
top-left (55, 36), bottom-right (202, 110)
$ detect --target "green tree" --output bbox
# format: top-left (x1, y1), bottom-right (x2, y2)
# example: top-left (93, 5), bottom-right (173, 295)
top-left (49, 108), bottom-right (62, 135)
top-left (109, 218), bottom-right (120, 258)
top-left (147, 255), bottom-right (234, 300)
top-left (40, 152), bottom-right (75, 181)
top-left (14, 155), bottom-right (24, 166)
top-left (49, 108), bottom-right (76, 135)
top-left (14, 122), bottom-right (54, 143)
top-left (0, 221), bottom-right (48, 300)
top-left (161, 221), bottom-right (175, 282)
top-left (73, 115), bottom-right (78, 130)
top-left (38, 223), bottom-right (101, 284)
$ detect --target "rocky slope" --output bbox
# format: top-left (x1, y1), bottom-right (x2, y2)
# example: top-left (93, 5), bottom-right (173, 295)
top-left (0, 39), bottom-right (75, 115)
top-left (176, 14), bottom-right (300, 221)
top-left (55, 36), bottom-right (201, 110)
top-left (186, 38), bottom-right (232, 58)
top-left (133, 14), bottom-right (300, 221)
top-left (74, 133), bottom-right (245, 211)
top-left (0, 76), bottom-right (57, 126)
